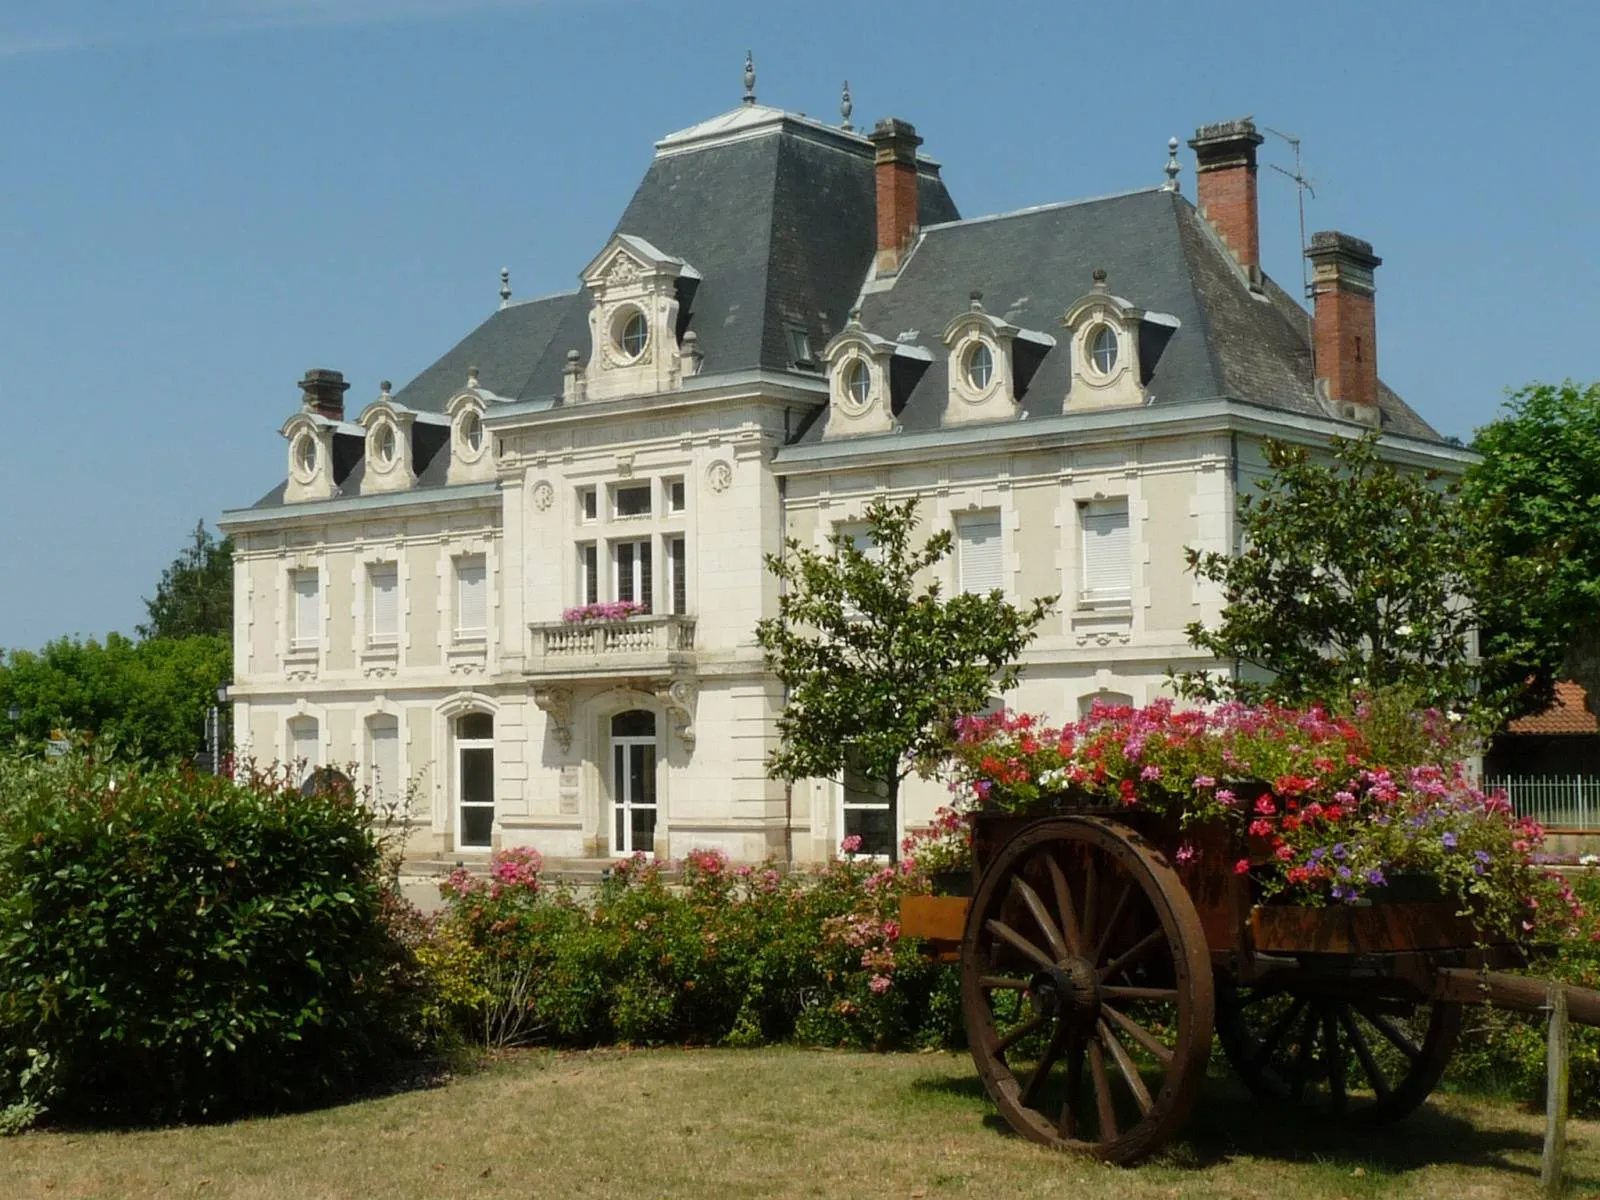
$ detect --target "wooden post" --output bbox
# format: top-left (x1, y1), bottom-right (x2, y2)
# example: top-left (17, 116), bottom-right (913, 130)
top-left (1543, 985), bottom-right (1569, 1197)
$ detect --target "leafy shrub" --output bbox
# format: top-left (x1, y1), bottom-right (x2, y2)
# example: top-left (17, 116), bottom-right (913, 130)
top-left (429, 845), bottom-right (961, 1053)
top-left (0, 751), bottom-right (416, 1126)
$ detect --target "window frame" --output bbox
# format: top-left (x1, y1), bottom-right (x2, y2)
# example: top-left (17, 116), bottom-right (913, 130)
top-left (612, 538), bottom-right (654, 612)
top-left (290, 568), bottom-right (320, 653)
top-left (1078, 498), bottom-right (1132, 607)
top-left (612, 482), bottom-right (653, 520)
top-left (454, 555), bottom-right (488, 641)
top-left (367, 562), bottom-right (399, 647)
top-left (955, 510), bottom-right (1005, 596)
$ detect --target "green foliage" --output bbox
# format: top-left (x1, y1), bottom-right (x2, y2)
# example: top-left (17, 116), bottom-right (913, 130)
top-left (755, 497), bottom-right (1054, 835)
top-left (1463, 380), bottom-right (1600, 716)
top-left (0, 751), bottom-right (416, 1127)
top-left (0, 633), bottom-right (230, 763)
top-left (1176, 434), bottom-right (1494, 718)
top-left (1444, 871), bottom-right (1600, 1116)
top-left (426, 848), bottom-right (961, 1053)
top-left (138, 521), bottom-right (235, 641)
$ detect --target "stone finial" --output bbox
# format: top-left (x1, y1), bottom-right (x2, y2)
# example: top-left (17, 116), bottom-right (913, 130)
top-left (848, 305), bottom-right (863, 327)
top-left (499, 267), bottom-right (512, 309)
top-left (379, 380), bottom-right (392, 400)
top-left (681, 329), bottom-right (702, 377)
top-left (1092, 267), bottom-right (1108, 292)
top-left (840, 80), bottom-right (854, 131)
top-left (467, 365), bottom-right (480, 389)
top-left (564, 348), bottom-right (581, 373)
top-left (1163, 136), bottom-right (1181, 192)
top-left (969, 289), bottom-right (984, 312)
top-left (742, 51), bottom-right (756, 106)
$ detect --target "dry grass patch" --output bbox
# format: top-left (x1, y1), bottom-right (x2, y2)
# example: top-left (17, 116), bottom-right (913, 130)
top-left (2, 1047), bottom-right (1598, 1198)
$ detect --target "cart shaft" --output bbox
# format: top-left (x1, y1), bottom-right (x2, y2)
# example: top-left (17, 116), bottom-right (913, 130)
top-left (1433, 968), bottom-right (1600, 1026)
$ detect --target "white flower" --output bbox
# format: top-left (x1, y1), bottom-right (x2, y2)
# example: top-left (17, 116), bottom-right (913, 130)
top-left (1580, 854), bottom-right (1599, 867)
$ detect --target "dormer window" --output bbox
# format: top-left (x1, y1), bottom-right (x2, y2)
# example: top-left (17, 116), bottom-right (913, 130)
top-left (787, 327), bottom-right (814, 366)
top-left (294, 433), bottom-right (318, 479)
top-left (965, 343), bottom-right (994, 390)
top-left (1090, 325), bottom-right (1118, 374)
top-left (617, 308), bottom-right (649, 360)
top-left (374, 425), bottom-right (397, 467)
top-left (460, 411), bottom-right (483, 455)
top-left (844, 359), bottom-right (871, 408)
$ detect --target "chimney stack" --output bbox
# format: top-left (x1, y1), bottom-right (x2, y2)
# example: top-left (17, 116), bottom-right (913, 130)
top-left (1305, 231), bottom-right (1382, 419)
top-left (299, 368), bottom-right (350, 421)
top-left (868, 118), bottom-right (923, 274)
top-left (1188, 118), bottom-right (1265, 281)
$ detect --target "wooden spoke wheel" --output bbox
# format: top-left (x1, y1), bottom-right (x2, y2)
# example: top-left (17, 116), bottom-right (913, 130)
top-left (1216, 975), bottom-right (1461, 1123)
top-left (960, 816), bottom-right (1214, 1165)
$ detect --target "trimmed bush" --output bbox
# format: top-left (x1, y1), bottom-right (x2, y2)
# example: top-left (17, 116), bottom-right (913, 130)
top-left (0, 752), bottom-right (414, 1126)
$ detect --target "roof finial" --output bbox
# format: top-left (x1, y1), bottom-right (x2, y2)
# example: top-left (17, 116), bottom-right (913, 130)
top-left (380, 379), bottom-right (392, 400)
top-left (969, 289), bottom-right (984, 312)
top-left (840, 80), bottom-right (853, 131)
top-left (742, 51), bottom-right (756, 106)
top-left (467, 365), bottom-right (480, 389)
top-left (1092, 267), bottom-right (1108, 292)
top-left (499, 266), bottom-right (512, 309)
top-left (1162, 136), bottom-right (1181, 192)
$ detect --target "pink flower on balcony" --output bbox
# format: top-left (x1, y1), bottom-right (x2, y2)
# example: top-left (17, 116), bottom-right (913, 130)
top-left (562, 601), bottom-right (647, 624)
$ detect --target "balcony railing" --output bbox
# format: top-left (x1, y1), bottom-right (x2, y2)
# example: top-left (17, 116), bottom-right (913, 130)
top-left (526, 614), bottom-right (697, 678)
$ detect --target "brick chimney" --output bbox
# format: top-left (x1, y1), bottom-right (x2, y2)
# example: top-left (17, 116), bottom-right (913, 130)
top-left (868, 118), bottom-right (922, 274)
top-left (1305, 231), bottom-right (1382, 419)
top-left (1188, 118), bottom-right (1265, 282)
top-left (298, 368), bottom-right (350, 421)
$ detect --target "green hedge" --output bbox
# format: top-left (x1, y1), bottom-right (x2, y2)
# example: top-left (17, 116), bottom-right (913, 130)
top-left (0, 753), bottom-right (416, 1127)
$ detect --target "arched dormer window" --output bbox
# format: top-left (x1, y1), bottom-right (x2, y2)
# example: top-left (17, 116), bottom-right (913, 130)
top-left (445, 377), bottom-right (497, 486)
top-left (939, 292), bottom-right (1051, 426)
top-left (356, 384), bottom-right (420, 496)
top-left (821, 311), bottom-right (932, 438)
top-left (279, 412), bottom-right (337, 503)
top-left (1061, 268), bottom-right (1178, 412)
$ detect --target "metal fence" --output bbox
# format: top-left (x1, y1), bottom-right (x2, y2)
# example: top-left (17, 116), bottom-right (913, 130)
top-left (1484, 776), bottom-right (1600, 830)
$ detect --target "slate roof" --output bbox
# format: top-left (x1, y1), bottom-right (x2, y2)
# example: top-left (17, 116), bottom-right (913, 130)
top-left (244, 103), bottom-right (1440, 510)
top-left (797, 186), bottom-right (1440, 441)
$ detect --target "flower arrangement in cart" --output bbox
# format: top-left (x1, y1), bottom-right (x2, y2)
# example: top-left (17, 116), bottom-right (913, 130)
top-left (942, 697), bottom-right (1579, 940)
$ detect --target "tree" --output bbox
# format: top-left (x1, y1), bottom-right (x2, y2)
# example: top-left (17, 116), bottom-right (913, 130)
top-left (1175, 433), bottom-right (1494, 716)
top-left (138, 521), bottom-right (234, 641)
top-left (755, 498), bottom-right (1055, 856)
top-left (1462, 380), bottom-right (1600, 716)
top-left (0, 633), bottom-right (231, 762)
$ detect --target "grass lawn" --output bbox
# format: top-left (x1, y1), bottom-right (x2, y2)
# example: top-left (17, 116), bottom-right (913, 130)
top-left (3, 1047), bottom-right (1597, 1199)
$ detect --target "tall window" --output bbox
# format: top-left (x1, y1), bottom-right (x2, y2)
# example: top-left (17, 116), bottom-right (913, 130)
top-left (841, 754), bottom-right (893, 857)
top-left (579, 487), bottom-right (598, 523)
top-left (368, 564), bottom-right (398, 646)
top-left (613, 539), bottom-right (653, 612)
top-left (665, 478), bottom-right (686, 514)
top-left (666, 536), bottom-right (687, 615)
top-left (1080, 499), bottom-right (1131, 605)
top-left (287, 716), bottom-right (319, 782)
top-left (291, 570), bottom-right (320, 651)
top-left (456, 712), bottom-right (494, 849)
top-left (368, 715), bottom-right (400, 809)
top-left (455, 556), bottom-right (487, 638)
top-left (956, 511), bottom-right (1003, 595)
top-left (579, 543), bottom-right (599, 605)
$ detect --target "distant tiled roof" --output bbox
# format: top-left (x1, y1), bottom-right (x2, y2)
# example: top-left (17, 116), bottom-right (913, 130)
top-left (1507, 681), bottom-right (1600, 735)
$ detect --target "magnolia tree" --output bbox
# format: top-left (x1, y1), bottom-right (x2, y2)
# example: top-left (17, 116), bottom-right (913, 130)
top-left (755, 498), bottom-right (1054, 858)
top-left (1174, 434), bottom-right (1498, 719)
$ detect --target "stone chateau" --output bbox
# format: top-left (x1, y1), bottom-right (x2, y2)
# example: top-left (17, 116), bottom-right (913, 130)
top-left (220, 72), bottom-right (1470, 865)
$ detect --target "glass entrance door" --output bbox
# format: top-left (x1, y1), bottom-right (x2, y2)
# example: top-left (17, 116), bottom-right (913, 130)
top-left (456, 712), bottom-right (495, 849)
top-left (610, 710), bottom-right (657, 856)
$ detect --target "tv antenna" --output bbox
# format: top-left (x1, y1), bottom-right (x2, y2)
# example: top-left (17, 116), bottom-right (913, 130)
top-left (1263, 126), bottom-right (1315, 303)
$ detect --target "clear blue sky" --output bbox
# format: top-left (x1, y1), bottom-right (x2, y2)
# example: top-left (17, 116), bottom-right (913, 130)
top-left (1, 0), bottom-right (1595, 650)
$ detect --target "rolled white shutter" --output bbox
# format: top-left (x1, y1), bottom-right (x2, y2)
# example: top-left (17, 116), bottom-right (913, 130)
top-left (294, 571), bottom-right (320, 648)
top-left (957, 513), bottom-right (1004, 595)
top-left (289, 717), bottom-right (319, 771)
top-left (457, 558), bottom-right (486, 634)
top-left (369, 566), bottom-right (398, 641)
top-left (1082, 501), bottom-right (1130, 601)
top-left (369, 717), bottom-right (399, 806)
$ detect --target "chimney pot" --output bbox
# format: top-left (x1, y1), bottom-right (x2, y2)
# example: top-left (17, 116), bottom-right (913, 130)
top-left (298, 368), bottom-right (350, 421)
top-left (1188, 118), bottom-right (1266, 281)
top-left (868, 118), bottom-right (924, 275)
top-left (1306, 230), bottom-right (1383, 418)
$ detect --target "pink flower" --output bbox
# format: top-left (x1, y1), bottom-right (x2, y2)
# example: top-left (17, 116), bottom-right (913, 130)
top-left (1234, 858), bottom-right (1251, 875)
top-left (868, 975), bottom-right (892, 995)
top-left (1193, 776), bottom-right (1216, 789)
top-left (1175, 843), bottom-right (1196, 864)
top-left (840, 834), bottom-right (863, 854)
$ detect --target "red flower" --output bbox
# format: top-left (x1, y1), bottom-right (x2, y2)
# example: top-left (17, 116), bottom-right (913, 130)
top-left (1254, 795), bottom-right (1277, 816)
top-left (1274, 844), bottom-right (1295, 862)
top-left (1248, 818), bottom-right (1274, 838)
top-left (1234, 859), bottom-right (1251, 875)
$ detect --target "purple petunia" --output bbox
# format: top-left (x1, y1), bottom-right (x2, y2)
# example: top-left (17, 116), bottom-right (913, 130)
top-left (1332, 843), bottom-right (1347, 860)
top-left (1366, 868), bottom-right (1387, 886)
top-left (1442, 831), bottom-right (1458, 850)
top-left (1337, 866), bottom-right (1353, 880)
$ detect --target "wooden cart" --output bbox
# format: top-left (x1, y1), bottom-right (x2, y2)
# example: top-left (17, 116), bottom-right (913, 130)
top-left (899, 803), bottom-right (1600, 1165)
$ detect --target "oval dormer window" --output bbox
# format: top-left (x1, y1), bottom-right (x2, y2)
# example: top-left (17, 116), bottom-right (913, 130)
top-left (844, 359), bottom-right (871, 409)
top-left (460, 411), bottom-right (484, 455)
top-left (1090, 324), bottom-right (1119, 375)
top-left (295, 433), bottom-right (318, 477)
top-left (375, 425), bottom-right (397, 467)
top-left (965, 342), bottom-right (994, 391)
top-left (617, 309), bottom-right (649, 359)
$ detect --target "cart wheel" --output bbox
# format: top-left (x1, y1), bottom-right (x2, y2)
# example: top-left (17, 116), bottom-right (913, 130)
top-left (961, 816), bottom-right (1214, 1165)
top-left (1216, 975), bottom-right (1461, 1122)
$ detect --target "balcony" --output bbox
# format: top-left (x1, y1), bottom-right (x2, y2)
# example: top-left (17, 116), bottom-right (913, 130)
top-left (526, 614), bottom-right (697, 680)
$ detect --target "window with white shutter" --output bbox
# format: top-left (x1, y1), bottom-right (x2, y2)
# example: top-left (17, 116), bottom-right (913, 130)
top-left (291, 570), bottom-right (320, 651)
top-left (368, 564), bottom-right (398, 645)
top-left (956, 511), bottom-right (1004, 595)
top-left (288, 717), bottom-right (319, 779)
top-left (368, 716), bottom-right (400, 808)
top-left (456, 556), bottom-right (487, 638)
top-left (1080, 499), bottom-right (1131, 605)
